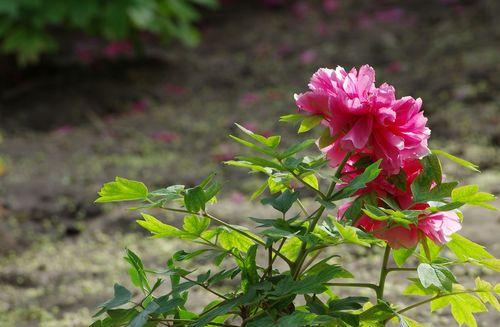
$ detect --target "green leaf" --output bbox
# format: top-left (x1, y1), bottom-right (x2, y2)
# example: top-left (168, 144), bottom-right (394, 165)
top-left (451, 185), bottom-right (497, 210)
top-left (333, 221), bottom-right (371, 247)
top-left (136, 213), bottom-right (183, 238)
top-left (229, 135), bottom-right (277, 157)
top-left (417, 263), bottom-right (456, 292)
top-left (129, 300), bottom-right (160, 327)
top-left (124, 249), bottom-right (150, 292)
top-left (153, 296), bottom-right (185, 314)
top-left (331, 160), bottom-right (381, 201)
top-left (234, 123), bottom-right (281, 148)
top-left (446, 233), bottom-right (494, 261)
top-left (280, 113), bottom-right (304, 123)
top-left (431, 149), bottom-right (480, 172)
top-left (446, 234), bottom-right (499, 271)
top-left (302, 173), bottom-right (319, 190)
top-left (261, 189), bottom-right (300, 214)
top-left (272, 264), bottom-right (350, 296)
top-left (184, 186), bottom-right (206, 212)
top-left (431, 287), bottom-right (487, 327)
top-left (94, 284), bottom-right (132, 317)
top-left (422, 154), bottom-right (443, 185)
top-left (218, 228), bottom-right (255, 252)
top-left (329, 296), bottom-right (370, 311)
top-left (393, 247), bottom-right (416, 267)
top-left (475, 277), bottom-right (500, 311)
top-left (298, 115), bottom-right (323, 133)
top-left (96, 177), bottom-right (148, 203)
top-left (183, 214), bottom-right (210, 236)
top-left (278, 139), bottom-right (316, 159)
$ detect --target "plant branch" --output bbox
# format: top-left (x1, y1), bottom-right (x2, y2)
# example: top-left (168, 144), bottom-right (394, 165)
top-left (376, 245), bottom-right (391, 299)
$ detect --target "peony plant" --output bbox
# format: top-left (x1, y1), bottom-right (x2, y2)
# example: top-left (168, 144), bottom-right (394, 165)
top-left (90, 65), bottom-right (499, 327)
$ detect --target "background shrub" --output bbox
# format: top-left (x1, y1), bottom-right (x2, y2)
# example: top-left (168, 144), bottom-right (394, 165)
top-left (0, 0), bottom-right (218, 65)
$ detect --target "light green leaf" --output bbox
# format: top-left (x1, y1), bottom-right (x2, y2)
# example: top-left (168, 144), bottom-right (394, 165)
top-left (431, 288), bottom-right (487, 327)
top-left (451, 185), bottom-right (497, 210)
top-left (431, 149), bottom-right (480, 172)
top-left (475, 277), bottom-right (500, 311)
top-left (298, 115), bottom-right (323, 133)
top-left (333, 221), bottom-right (371, 247)
top-left (136, 213), bottom-right (183, 238)
top-left (279, 113), bottom-right (304, 123)
top-left (218, 228), bottom-right (255, 252)
top-left (96, 177), bottom-right (148, 203)
top-left (183, 214), bottom-right (210, 236)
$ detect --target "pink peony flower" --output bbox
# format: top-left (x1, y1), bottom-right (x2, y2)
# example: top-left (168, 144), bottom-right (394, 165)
top-left (418, 211), bottom-right (462, 244)
top-left (295, 65), bottom-right (430, 173)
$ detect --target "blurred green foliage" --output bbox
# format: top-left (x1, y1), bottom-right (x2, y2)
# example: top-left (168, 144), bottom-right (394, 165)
top-left (0, 0), bottom-right (218, 65)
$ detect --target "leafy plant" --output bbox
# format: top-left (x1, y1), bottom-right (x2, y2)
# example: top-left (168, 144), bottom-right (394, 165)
top-left (0, 0), bottom-right (218, 65)
top-left (91, 66), bottom-right (499, 326)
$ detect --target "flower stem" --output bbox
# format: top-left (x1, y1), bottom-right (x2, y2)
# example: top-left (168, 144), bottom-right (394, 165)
top-left (376, 245), bottom-right (391, 299)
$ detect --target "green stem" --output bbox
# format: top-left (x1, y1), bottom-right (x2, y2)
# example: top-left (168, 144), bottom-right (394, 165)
top-left (376, 245), bottom-right (391, 299)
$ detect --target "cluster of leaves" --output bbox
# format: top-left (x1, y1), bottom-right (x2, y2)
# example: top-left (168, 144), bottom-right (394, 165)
top-left (91, 118), bottom-right (499, 326)
top-left (0, 0), bottom-right (218, 65)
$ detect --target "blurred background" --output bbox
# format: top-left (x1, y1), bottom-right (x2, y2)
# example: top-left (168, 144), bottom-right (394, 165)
top-left (0, 0), bottom-right (499, 326)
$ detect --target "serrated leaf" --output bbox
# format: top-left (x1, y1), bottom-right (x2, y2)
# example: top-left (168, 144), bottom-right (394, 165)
top-left (451, 185), bottom-right (497, 210)
top-left (261, 189), bottom-right (300, 214)
top-left (96, 177), bottom-right (148, 203)
top-left (431, 290), bottom-right (487, 327)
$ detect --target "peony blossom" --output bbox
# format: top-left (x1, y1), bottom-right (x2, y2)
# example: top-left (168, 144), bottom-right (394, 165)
top-left (295, 65), bottom-right (430, 173)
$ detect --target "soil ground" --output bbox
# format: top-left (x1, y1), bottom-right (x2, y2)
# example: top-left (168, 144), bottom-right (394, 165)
top-left (0, 1), bottom-right (499, 326)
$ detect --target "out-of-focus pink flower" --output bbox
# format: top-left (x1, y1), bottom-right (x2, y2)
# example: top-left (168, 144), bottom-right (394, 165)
top-left (241, 121), bottom-right (258, 131)
top-left (131, 99), bottom-right (150, 113)
top-left (323, 0), bottom-right (339, 13)
top-left (386, 61), bottom-right (402, 73)
top-left (164, 83), bottom-right (187, 96)
top-left (374, 8), bottom-right (405, 23)
top-left (295, 65), bottom-right (430, 173)
top-left (277, 44), bottom-right (293, 58)
top-left (315, 22), bottom-right (330, 36)
top-left (212, 143), bottom-right (237, 162)
top-left (103, 41), bottom-right (133, 58)
top-left (52, 125), bottom-right (73, 135)
top-left (74, 38), bottom-right (100, 63)
top-left (299, 49), bottom-right (317, 65)
top-left (291, 1), bottom-right (310, 20)
top-left (239, 93), bottom-right (260, 106)
top-left (151, 131), bottom-right (180, 144)
top-left (357, 13), bottom-right (373, 28)
top-left (230, 191), bottom-right (245, 204)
